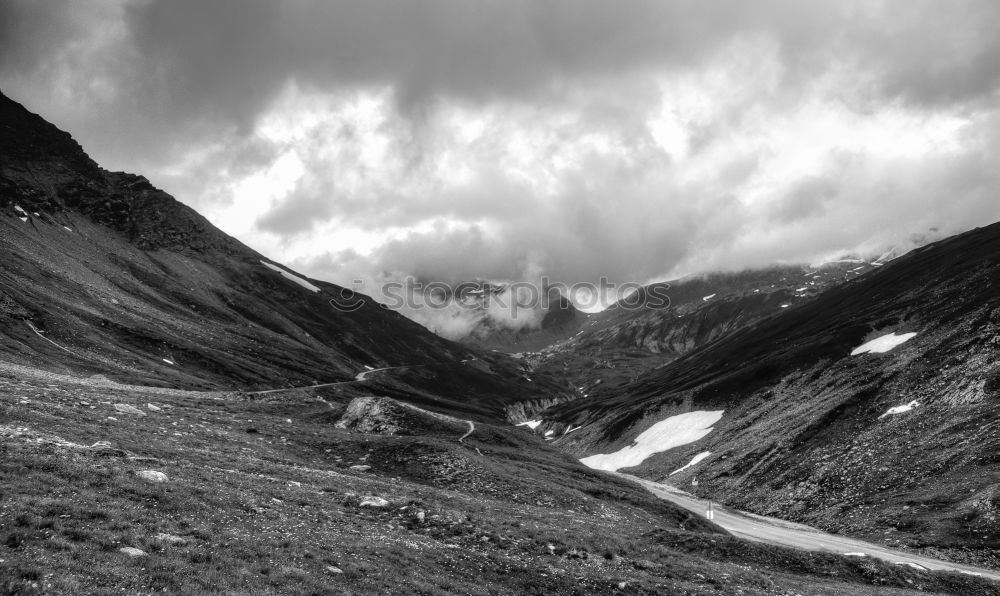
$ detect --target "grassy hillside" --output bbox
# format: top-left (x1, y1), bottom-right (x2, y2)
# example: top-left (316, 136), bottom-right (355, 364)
top-left (2, 362), bottom-right (997, 595)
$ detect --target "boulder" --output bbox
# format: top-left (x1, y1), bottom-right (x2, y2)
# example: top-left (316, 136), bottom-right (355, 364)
top-left (113, 404), bottom-right (146, 416)
top-left (359, 496), bottom-right (390, 508)
top-left (135, 470), bottom-right (168, 483)
top-left (119, 547), bottom-right (146, 557)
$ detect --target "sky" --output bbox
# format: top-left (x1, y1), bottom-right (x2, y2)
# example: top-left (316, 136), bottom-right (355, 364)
top-left (3, 1), bottom-right (1000, 318)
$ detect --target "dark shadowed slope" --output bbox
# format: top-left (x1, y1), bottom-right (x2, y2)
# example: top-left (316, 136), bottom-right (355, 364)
top-left (0, 90), bottom-right (567, 420)
top-left (549, 221), bottom-right (1000, 567)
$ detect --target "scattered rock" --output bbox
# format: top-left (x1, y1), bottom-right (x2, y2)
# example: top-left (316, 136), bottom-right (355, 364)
top-left (153, 533), bottom-right (187, 545)
top-left (113, 404), bottom-right (146, 416)
top-left (135, 470), bottom-right (168, 483)
top-left (546, 543), bottom-right (557, 555)
top-left (349, 465), bottom-right (372, 472)
top-left (359, 496), bottom-right (390, 508)
top-left (146, 403), bottom-right (161, 412)
top-left (88, 440), bottom-right (128, 457)
top-left (415, 511), bottom-right (426, 523)
top-left (119, 547), bottom-right (146, 557)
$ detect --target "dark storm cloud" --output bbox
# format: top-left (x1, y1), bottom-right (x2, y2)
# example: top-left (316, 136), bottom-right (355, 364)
top-left (4, 0), bottom-right (1000, 297)
top-left (6, 0), bottom-right (1000, 157)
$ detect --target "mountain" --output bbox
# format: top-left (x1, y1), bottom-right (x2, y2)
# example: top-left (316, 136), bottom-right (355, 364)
top-left (0, 90), bottom-right (567, 421)
top-left (522, 262), bottom-right (882, 405)
top-left (546, 221), bottom-right (1000, 568)
top-left (5, 90), bottom-right (990, 595)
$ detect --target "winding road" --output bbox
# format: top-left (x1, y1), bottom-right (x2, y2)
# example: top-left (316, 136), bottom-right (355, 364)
top-left (619, 472), bottom-right (1000, 582)
top-left (247, 364), bottom-right (420, 396)
top-left (248, 360), bottom-right (479, 444)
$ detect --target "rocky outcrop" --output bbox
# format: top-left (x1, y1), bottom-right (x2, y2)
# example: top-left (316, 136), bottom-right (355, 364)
top-left (336, 396), bottom-right (407, 435)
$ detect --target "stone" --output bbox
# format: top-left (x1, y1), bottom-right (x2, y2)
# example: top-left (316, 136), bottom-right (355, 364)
top-left (113, 404), bottom-right (146, 416)
top-left (147, 403), bottom-right (161, 412)
top-left (349, 465), bottom-right (371, 472)
top-left (135, 470), bottom-right (168, 483)
top-left (153, 533), bottom-right (187, 544)
top-left (359, 496), bottom-right (390, 508)
top-left (325, 566), bottom-right (344, 574)
top-left (119, 547), bottom-right (146, 557)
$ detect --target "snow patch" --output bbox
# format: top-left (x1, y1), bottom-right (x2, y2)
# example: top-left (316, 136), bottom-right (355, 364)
top-left (580, 410), bottom-right (724, 472)
top-left (18, 217), bottom-right (27, 223)
top-left (14, 205), bottom-right (26, 215)
top-left (851, 332), bottom-right (918, 356)
top-left (162, 359), bottom-right (174, 365)
top-left (670, 451), bottom-right (712, 476)
top-left (879, 400), bottom-right (919, 419)
top-left (517, 420), bottom-right (543, 430)
top-left (63, 226), bottom-right (73, 232)
top-left (702, 294), bottom-right (716, 301)
top-left (260, 261), bottom-right (321, 293)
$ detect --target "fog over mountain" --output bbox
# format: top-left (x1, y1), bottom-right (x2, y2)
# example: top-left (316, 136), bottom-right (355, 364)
top-left (4, 0), bottom-right (1000, 299)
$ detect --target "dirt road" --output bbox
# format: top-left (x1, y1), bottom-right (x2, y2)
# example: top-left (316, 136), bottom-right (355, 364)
top-left (620, 473), bottom-right (1000, 582)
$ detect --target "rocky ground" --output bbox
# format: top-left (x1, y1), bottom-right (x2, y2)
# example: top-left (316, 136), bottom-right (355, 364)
top-left (3, 361), bottom-right (996, 595)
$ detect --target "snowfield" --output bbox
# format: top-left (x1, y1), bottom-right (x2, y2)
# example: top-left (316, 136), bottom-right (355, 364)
top-left (879, 400), bottom-right (920, 419)
top-left (580, 410), bottom-right (724, 472)
top-left (260, 261), bottom-right (321, 293)
top-left (516, 420), bottom-right (543, 430)
top-left (670, 451), bottom-right (712, 476)
top-left (851, 332), bottom-right (918, 356)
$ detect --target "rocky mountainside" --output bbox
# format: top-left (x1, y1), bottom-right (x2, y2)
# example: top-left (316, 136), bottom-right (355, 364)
top-left (546, 222), bottom-right (1000, 567)
top-left (0, 90), bottom-right (567, 420)
top-left (7, 361), bottom-right (993, 595)
top-left (4, 91), bottom-right (1000, 595)
top-left (524, 262), bottom-right (882, 404)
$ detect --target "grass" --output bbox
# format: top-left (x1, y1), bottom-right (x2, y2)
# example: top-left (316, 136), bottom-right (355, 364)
top-left (1, 363), bottom-right (998, 595)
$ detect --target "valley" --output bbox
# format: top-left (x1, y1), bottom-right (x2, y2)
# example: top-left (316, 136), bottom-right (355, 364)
top-left (2, 87), bottom-right (1000, 595)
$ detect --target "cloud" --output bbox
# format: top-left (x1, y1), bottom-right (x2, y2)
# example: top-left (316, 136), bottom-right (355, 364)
top-left (3, 0), bottom-right (1000, 314)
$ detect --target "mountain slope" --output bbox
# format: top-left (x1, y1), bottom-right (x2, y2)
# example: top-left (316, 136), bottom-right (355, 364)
top-left (7, 360), bottom-right (994, 595)
top-left (0, 90), bottom-right (565, 420)
top-left (548, 221), bottom-right (1000, 567)
top-left (525, 263), bottom-right (878, 406)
